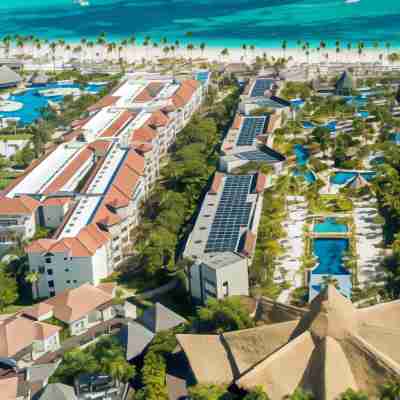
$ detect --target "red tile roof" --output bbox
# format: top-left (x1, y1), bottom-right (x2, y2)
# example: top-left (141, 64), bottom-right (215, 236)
top-left (22, 303), bottom-right (54, 320)
top-left (0, 195), bottom-right (41, 215)
top-left (43, 147), bottom-right (94, 194)
top-left (88, 140), bottom-right (112, 155)
top-left (134, 82), bottom-right (164, 102)
top-left (132, 142), bottom-right (153, 154)
top-left (100, 110), bottom-right (135, 138)
top-left (88, 95), bottom-right (120, 112)
top-left (25, 239), bottom-right (56, 254)
top-left (43, 283), bottom-right (114, 323)
top-left (209, 173), bottom-right (223, 195)
top-left (241, 231), bottom-right (256, 258)
top-left (132, 125), bottom-right (157, 142)
top-left (148, 110), bottom-right (170, 128)
top-left (232, 115), bottom-right (242, 130)
top-left (255, 173), bottom-right (267, 193)
top-left (172, 79), bottom-right (200, 108)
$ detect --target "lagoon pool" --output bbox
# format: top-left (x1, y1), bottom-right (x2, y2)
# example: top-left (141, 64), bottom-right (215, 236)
top-left (330, 171), bottom-right (376, 185)
top-left (390, 132), bottom-right (400, 145)
top-left (0, 82), bottom-right (105, 125)
top-left (314, 217), bottom-right (348, 233)
top-left (294, 144), bottom-right (309, 166)
top-left (293, 168), bottom-right (316, 184)
top-left (356, 111), bottom-right (370, 119)
top-left (313, 238), bottom-right (350, 276)
top-left (291, 99), bottom-right (305, 108)
top-left (196, 71), bottom-right (210, 85)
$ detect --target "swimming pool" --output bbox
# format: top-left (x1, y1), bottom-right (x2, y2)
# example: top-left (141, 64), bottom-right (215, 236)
top-left (196, 71), bottom-right (210, 85)
top-left (0, 82), bottom-right (105, 125)
top-left (293, 168), bottom-right (316, 184)
top-left (346, 95), bottom-right (367, 107)
top-left (302, 121), bottom-right (315, 129)
top-left (313, 238), bottom-right (350, 276)
top-left (294, 144), bottom-right (309, 166)
top-left (314, 217), bottom-right (348, 233)
top-left (390, 132), bottom-right (400, 145)
top-left (330, 171), bottom-right (376, 185)
top-left (290, 99), bottom-right (305, 108)
top-left (356, 111), bottom-right (370, 119)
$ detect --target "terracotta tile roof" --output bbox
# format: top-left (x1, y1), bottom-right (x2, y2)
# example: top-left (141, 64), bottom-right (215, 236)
top-left (132, 125), bottom-right (157, 142)
top-left (43, 197), bottom-right (73, 207)
top-left (94, 206), bottom-right (122, 228)
top-left (43, 283), bottom-right (114, 323)
top-left (125, 150), bottom-right (145, 175)
top-left (71, 117), bottom-right (91, 129)
top-left (132, 142), bottom-right (153, 154)
top-left (2, 146), bottom-right (57, 195)
top-left (100, 111), bottom-right (135, 137)
top-left (97, 282), bottom-right (116, 296)
top-left (88, 95), bottom-right (120, 112)
top-left (42, 147), bottom-right (94, 194)
top-left (232, 115), bottom-right (242, 130)
top-left (241, 231), bottom-right (256, 257)
top-left (148, 110), bottom-right (170, 128)
top-left (88, 140), bottom-right (112, 155)
top-left (0, 195), bottom-right (41, 215)
top-left (22, 303), bottom-right (54, 320)
top-left (255, 173), bottom-right (267, 193)
top-left (0, 316), bottom-right (60, 358)
top-left (172, 79), bottom-right (200, 108)
top-left (0, 376), bottom-right (18, 400)
top-left (209, 173), bottom-right (223, 194)
top-left (134, 82), bottom-right (164, 102)
top-left (25, 239), bottom-right (56, 254)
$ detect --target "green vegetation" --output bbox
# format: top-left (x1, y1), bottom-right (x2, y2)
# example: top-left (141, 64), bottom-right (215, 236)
top-left (195, 297), bottom-right (254, 333)
top-left (281, 81), bottom-right (312, 100)
top-left (189, 384), bottom-right (235, 400)
top-left (117, 85), bottom-right (240, 284)
top-left (0, 264), bottom-right (18, 311)
top-left (52, 336), bottom-right (134, 385)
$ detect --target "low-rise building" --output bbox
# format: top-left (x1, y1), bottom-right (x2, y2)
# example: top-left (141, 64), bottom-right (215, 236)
top-left (0, 195), bottom-right (41, 254)
top-left (23, 283), bottom-right (116, 336)
top-left (0, 65), bottom-right (22, 88)
top-left (220, 114), bottom-right (285, 173)
top-left (184, 173), bottom-right (265, 303)
top-left (0, 315), bottom-right (61, 363)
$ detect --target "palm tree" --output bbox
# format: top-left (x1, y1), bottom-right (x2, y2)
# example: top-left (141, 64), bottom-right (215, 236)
top-left (221, 48), bottom-right (229, 62)
top-left (87, 41), bottom-right (94, 63)
top-left (281, 40), bottom-right (288, 59)
top-left (347, 42), bottom-right (352, 62)
top-left (241, 43), bottom-right (247, 60)
top-left (322, 275), bottom-right (339, 288)
top-left (187, 43), bottom-right (194, 59)
top-left (25, 270), bottom-right (40, 298)
top-left (250, 44), bottom-right (255, 59)
top-left (380, 381), bottom-right (400, 399)
top-left (175, 39), bottom-right (180, 56)
top-left (49, 41), bottom-right (57, 71)
top-left (200, 42), bottom-right (206, 57)
top-left (106, 355), bottom-right (135, 384)
top-left (16, 38), bottom-right (25, 58)
top-left (285, 389), bottom-right (314, 400)
top-left (336, 46), bottom-right (341, 63)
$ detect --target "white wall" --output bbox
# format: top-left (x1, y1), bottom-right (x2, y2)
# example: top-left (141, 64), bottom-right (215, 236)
top-left (0, 139), bottom-right (29, 158)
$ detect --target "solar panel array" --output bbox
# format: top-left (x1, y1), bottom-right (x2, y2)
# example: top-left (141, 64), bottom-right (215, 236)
top-left (250, 79), bottom-right (273, 97)
top-left (238, 150), bottom-right (279, 163)
top-left (205, 175), bottom-right (253, 253)
top-left (237, 117), bottom-right (266, 146)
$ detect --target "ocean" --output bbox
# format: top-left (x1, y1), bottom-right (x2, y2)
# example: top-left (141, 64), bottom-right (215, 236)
top-left (0, 0), bottom-right (399, 48)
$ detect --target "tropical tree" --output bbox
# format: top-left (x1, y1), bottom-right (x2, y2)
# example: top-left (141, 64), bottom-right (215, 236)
top-left (25, 270), bottom-right (40, 298)
top-left (221, 48), bottom-right (229, 62)
top-left (339, 389), bottom-right (369, 400)
top-left (285, 389), bottom-right (315, 400)
top-left (106, 355), bottom-right (135, 384)
top-left (244, 386), bottom-right (270, 400)
top-left (0, 269), bottom-right (18, 311)
top-left (200, 42), bottom-right (206, 57)
top-left (380, 381), bottom-right (400, 399)
top-left (282, 40), bottom-right (288, 59)
top-left (189, 384), bottom-right (235, 400)
top-left (187, 43), bottom-right (194, 59)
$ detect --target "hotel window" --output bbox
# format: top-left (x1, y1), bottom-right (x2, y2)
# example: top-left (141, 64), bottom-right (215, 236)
top-left (45, 257), bottom-right (52, 264)
top-left (48, 280), bottom-right (54, 288)
top-left (65, 268), bottom-right (69, 272)
top-left (73, 280), bottom-right (77, 284)
top-left (223, 281), bottom-right (229, 297)
top-left (66, 280), bottom-right (71, 284)
top-left (38, 267), bottom-right (45, 274)
top-left (47, 269), bottom-right (53, 276)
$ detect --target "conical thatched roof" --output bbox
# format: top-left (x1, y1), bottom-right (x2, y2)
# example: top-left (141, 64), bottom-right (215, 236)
top-left (177, 285), bottom-right (400, 399)
top-left (335, 70), bottom-right (354, 94)
top-left (347, 174), bottom-right (370, 190)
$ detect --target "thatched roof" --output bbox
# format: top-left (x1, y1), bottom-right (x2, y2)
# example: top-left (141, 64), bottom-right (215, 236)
top-left (177, 285), bottom-right (400, 399)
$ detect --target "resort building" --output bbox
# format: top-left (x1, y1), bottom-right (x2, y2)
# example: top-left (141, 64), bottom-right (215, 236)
top-left (0, 65), bottom-right (22, 88)
top-left (22, 283), bottom-right (119, 336)
top-left (177, 285), bottom-right (400, 399)
top-left (0, 195), bottom-right (41, 254)
top-left (184, 173), bottom-right (265, 303)
top-left (0, 314), bottom-right (61, 362)
top-left (220, 114), bottom-right (285, 173)
top-left (14, 73), bottom-right (205, 298)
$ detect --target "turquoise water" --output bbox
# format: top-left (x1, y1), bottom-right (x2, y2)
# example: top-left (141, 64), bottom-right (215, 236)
top-left (330, 171), bottom-right (376, 185)
top-left (0, 0), bottom-right (399, 48)
top-left (0, 82), bottom-right (105, 125)
top-left (294, 144), bottom-right (309, 166)
top-left (313, 238), bottom-right (349, 275)
top-left (314, 217), bottom-right (348, 233)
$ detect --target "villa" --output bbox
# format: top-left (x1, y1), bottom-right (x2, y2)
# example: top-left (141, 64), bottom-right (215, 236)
top-left (184, 173), bottom-right (266, 303)
top-left (22, 283), bottom-right (119, 336)
top-left (176, 285), bottom-right (400, 399)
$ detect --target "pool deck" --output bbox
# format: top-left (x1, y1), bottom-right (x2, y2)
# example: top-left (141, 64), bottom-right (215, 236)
top-left (307, 231), bottom-right (351, 239)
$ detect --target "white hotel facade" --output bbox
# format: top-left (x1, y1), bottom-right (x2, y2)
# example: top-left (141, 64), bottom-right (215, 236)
top-left (0, 73), bottom-right (206, 298)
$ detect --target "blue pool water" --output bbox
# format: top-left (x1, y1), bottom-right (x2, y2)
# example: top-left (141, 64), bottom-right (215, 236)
top-left (356, 111), bottom-right (370, 119)
top-left (346, 95), bottom-right (367, 107)
top-left (196, 71), bottom-right (210, 85)
top-left (390, 132), bottom-right (400, 145)
top-left (294, 144), bottom-right (309, 166)
top-left (314, 218), bottom-right (348, 233)
top-left (0, 82), bottom-right (105, 125)
top-left (303, 121), bottom-right (315, 129)
top-left (313, 238), bottom-right (350, 276)
top-left (330, 171), bottom-right (376, 185)
top-left (324, 121), bottom-right (336, 132)
top-left (293, 168), bottom-right (316, 184)
top-left (291, 99), bottom-right (305, 108)
top-left (303, 120), bottom-right (336, 132)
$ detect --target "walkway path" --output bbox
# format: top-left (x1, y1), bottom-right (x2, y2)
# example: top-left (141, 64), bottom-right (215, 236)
top-left (275, 197), bottom-right (307, 303)
top-left (353, 197), bottom-right (386, 287)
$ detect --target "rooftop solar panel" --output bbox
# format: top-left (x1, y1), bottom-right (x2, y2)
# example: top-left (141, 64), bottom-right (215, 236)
top-left (237, 150), bottom-right (280, 163)
top-left (250, 79), bottom-right (274, 97)
top-left (236, 117), bottom-right (266, 146)
top-left (205, 175), bottom-right (254, 253)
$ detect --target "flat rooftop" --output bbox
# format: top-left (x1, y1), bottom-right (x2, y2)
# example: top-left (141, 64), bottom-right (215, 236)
top-left (184, 174), bottom-right (263, 260)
